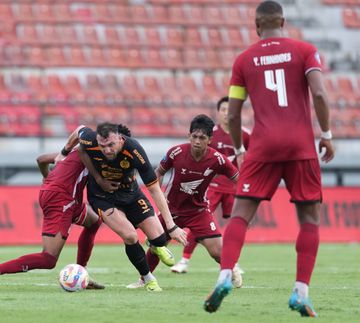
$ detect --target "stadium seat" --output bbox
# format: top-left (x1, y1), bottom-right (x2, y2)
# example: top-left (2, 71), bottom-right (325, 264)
top-left (223, 6), bottom-right (242, 26)
top-left (150, 5), bottom-right (169, 24)
top-left (164, 28), bottom-right (184, 47)
top-left (184, 28), bottom-right (204, 47)
top-left (204, 7), bottom-right (224, 25)
top-left (58, 25), bottom-right (78, 45)
top-left (144, 27), bottom-right (162, 47)
top-left (144, 49), bottom-right (165, 68)
top-left (80, 25), bottom-right (100, 45)
top-left (21, 25), bottom-right (39, 45)
top-left (104, 27), bottom-right (121, 46)
top-left (225, 28), bottom-right (246, 48)
top-left (112, 5), bottom-right (131, 23)
top-left (105, 48), bottom-right (125, 67)
top-left (87, 47), bottom-right (105, 66)
top-left (0, 4), bottom-right (13, 21)
top-left (25, 46), bottom-right (46, 67)
top-left (218, 49), bottom-right (238, 68)
top-left (52, 4), bottom-right (73, 22)
top-left (186, 6), bottom-right (205, 25)
top-left (16, 4), bottom-right (34, 22)
top-left (169, 6), bottom-right (186, 24)
top-left (95, 4), bottom-right (113, 23)
top-left (45, 74), bottom-right (67, 104)
top-left (205, 28), bottom-right (225, 47)
top-left (142, 75), bottom-right (163, 105)
top-left (130, 5), bottom-right (150, 24)
top-left (64, 75), bottom-right (86, 105)
top-left (40, 24), bottom-right (58, 45)
top-left (342, 8), bottom-right (360, 28)
top-left (46, 47), bottom-right (66, 66)
top-left (163, 49), bottom-right (182, 68)
top-left (67, 47), bottom-right (86, 67)
top-left (122, 27), bottom-right (142, 46)
top-left (33, 3), bottom-right (54, 22)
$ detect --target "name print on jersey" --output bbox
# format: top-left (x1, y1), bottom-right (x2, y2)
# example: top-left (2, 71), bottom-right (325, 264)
top-left (253, 52), bottom-right (291, 66)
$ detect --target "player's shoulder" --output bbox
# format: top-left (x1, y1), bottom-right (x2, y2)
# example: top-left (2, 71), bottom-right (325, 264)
top-left (167, 143), bottom-right (187, 159)
top-left (208, 147), bottom-right (228, 165)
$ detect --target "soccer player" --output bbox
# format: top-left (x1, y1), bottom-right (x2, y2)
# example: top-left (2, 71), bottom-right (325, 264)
top-left (171, 96), bottom-right (250, 276)
top-left (204, 1), bottom-right (334, 316)
top-left (127, 114), bottom-right (241, 289)
top-left (0, 126), bottom-right (103, 289)
top-left (77, 122), bottom-right (187, 292)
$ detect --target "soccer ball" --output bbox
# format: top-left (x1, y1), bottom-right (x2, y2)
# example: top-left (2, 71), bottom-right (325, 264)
top-left (59, 264), bottom-right (89, 292)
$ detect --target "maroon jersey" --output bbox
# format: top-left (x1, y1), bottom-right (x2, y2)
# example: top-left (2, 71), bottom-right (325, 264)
top-left (159, 143), bottom-right (239, 216)
top-left (41, 150), bottom-right (88, 204)
top-left (231, 37), bottom-right (322, 162)
top-left (209, 125), bottom-right (251, 194)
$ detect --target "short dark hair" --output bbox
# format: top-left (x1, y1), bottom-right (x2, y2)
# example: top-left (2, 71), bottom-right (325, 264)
top-left (256, 1), bottom-right (283, 16)
top-left (189, 114), bottom-right (215, 137)
top-left (217, 96), bottom-right (229, 111)
top-left (97, 122), bottom-right (131, 138)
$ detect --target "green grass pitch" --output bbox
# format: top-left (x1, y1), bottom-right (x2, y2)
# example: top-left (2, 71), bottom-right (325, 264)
top-left (0, 243), bottom-right (359, 323)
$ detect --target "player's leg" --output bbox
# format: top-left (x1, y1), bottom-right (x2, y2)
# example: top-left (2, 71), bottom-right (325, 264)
top-left (101, 206), bottom-right (161, 291)
top-left (286, 159), bottom-right (321, 317)
top-left (76, 204), bottom-right (104, 289)
top-left (205, 160), bottom-right (280, 313)
top-left (171, 229), bottom-right (196, 273)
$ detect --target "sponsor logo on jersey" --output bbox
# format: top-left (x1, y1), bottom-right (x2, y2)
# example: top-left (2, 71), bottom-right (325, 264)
top-left (120, 159), bottom-right (130, 169)
top-left (133, 149), bottom-right (145, 164)
top-left (79, 138), bottom-right (93, 146)
top-left (214, 151), bottom-right (226, 165)
top-left (242, 183), bottom-right (250, 192)
top-left (181, 168), bottom-right (186, 174)
top-left (189, 170), bottom-right (202, 175)
top-left (217, 142), bottom-right (233, 150)
top-left (180, 179), bottom-right (204, 195)
top-left (169, 146), bottom-right (182, 159)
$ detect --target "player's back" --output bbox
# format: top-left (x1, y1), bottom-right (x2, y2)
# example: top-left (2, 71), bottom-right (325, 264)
top-left (42, 150), bottom-right (88, 199)
top-left (233, 37), bottom-right (321, 162)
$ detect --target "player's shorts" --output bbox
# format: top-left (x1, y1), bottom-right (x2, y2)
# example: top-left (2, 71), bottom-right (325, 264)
top-left (88, 189), bottom-right (155, 227)
top-left (236, 159), bottom-right (322, 203)
top-left (158, 208), bottom-right (221, 241)
top-left (39, 190), bottom-right (87, 240)
top-left (207, 187), bottom-right (234, 218)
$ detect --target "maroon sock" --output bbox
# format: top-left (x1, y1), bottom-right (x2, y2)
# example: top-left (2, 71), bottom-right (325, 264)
top-left (221, 217), bottom-right (248, 270)
top-left (0, 252), bottom-right (57, 274)
top-left (296, 222), bottom-right (319, 285)
top-left (77, 218), bottom-right (102, 267)
top-left (183, 231), bottom-right (197, 259)
top-left (146, 248), bottom-right (160, 273)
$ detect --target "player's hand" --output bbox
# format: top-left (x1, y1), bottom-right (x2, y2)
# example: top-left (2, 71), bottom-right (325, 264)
top-left (318, 138), bottom-right (335, 163)
top-left (96, 177), bottom-right (120, 192)
top-left (236, 153), bottom-right (245, 168)
top-left (169, 227), bottom-right (187, 246)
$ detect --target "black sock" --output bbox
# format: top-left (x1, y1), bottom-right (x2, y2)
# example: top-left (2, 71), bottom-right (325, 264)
top-left (125, 241), bottom-right (150, 276)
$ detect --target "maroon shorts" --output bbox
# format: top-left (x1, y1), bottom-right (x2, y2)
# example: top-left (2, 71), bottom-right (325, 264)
top-left (236, 159), bottom-right (322, 203)
top-left (158, 208), bottom-right (221, 241)
top-left (39, 190), bottom-right (87, 239)
top-left (207, 187), bottom-right (234, 218)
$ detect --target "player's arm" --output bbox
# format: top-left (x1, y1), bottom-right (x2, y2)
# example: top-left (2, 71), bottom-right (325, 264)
top-left (307, 70), bottom-right (335, 163)
top-left (36, 152), bottom-right (58, 178)
top-left (155, 165), bottom-right (166, 186)
top-left (77, 146), bottom-right (119, 192)
top-left (55, 125), bottom-right (86, 163)
top-left (146, 181), bottom-right (187, 246)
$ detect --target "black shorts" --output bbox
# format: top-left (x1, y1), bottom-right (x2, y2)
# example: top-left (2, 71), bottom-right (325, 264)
top-left (88, 189), bottom-right (155, 227)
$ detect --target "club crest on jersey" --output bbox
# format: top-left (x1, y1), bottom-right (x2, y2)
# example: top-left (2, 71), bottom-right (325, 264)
top-left (180, 179), bottom-right (204, 195)
top-left (242, 184), bottom-right (250, 192)
top-left (120, 159), bottom-right (130, 169)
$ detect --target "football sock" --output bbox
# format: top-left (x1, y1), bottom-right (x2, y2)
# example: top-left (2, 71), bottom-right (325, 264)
top-left (142, 272), bottom-right (156, 283)
top-left (180, 257), bottom-right (190, 263)
top-left (217, 269), bottom-right (232, 285)
top-left (77, 218), bottom-right (102, 267)
top-left (125, 241), bottom-right (150, 276)
top-left (0, 251), bottom-right (57, 274)
top-left (221, 217), bottom-right (248, 270)
top-left (295, 222), bottom-right (319, 285)
top-left (182, 231), bottom-right (197, 259)
top-left (146, 248), bottom-right (160, 272)
top-left (294, 281), bottom-right (309, 298)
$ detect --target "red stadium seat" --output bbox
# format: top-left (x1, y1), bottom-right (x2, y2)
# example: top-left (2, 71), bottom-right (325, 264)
top-left (16, 4), bottom-right (34, 22)
top-left (150, 5), bottom-right (169, 24)
top-left (144, 27), bottom-right (162, 47)
top-left (223, 6), bottom-right (242, 26)
top-left (112, 5), bottom-right (131, 23)
top-left (21, 25), bottom-right (39, 45)
top-left (25, 46), bottom-right (46, 67)
top-left (80, 25), bottom-right (100, 45)
top-left (87, 47), bottom-right (105, 66)
top-left (144, 49), bottom-right (165, 68)
top-left (169, 6), bottom-right (186, 24)
top-left (206, 28), bottom-right (225, 47)
top-left (0, 4), bottom-right (13, 21)
top-left (186, 6), bottom-right (205, 25)
top-left (342, 8), bottom-right (360, 28)
top-left (218, 49), bottom-right (238, 69)
top-left (225, 28), bottom-right (246, 48)
top-left (163, 49), bottom-right (182, 68)
top-left (33, 3), bottom-right (54, 22)
top-left (164, 28), bottom-right (184, 47)
top-left (104, 27), bottom-right (121, 46)
top-left (58, 25), bottom-right (78, 45)
top-left (105, 48), bottom-right (125, 67)
top-left (95, 4), bottom-right (113, 23)
top-left (204, 7), bottom-right (224, 25)
top-left (122, 27), bottom-right (142, 46)
top-left (52, 4), bottom-right (73, 22)
top-left (40, 24), bottom-right (59, 45)
top-left (46, 47), bottom-right (66, 66)
top-left (184, 28), bottom-right (204, 47)
top-left (130, 5), bottom-right (150, 24)
top-left (68, 47), bottom-right (86, 67)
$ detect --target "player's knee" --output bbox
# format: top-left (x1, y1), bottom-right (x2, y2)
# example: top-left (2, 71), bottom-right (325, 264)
top-left (148, 233), bottom-right (168, 247)
top-left (42, 252), bottom-right (58, 269)
top-left (122, 231), bottom-right (138, 245)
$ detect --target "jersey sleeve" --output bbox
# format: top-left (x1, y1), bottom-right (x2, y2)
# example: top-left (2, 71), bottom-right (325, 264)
top-left (300, 42), bottom-right (322, 75)
top-left (131, 140), bottom-right (158, 187)
top-left (159, 146), bottom-right (180, 173)
top-left (214, 151), bottom-right (239, 180)
top-left (229, 55), bottom-right (248, 100)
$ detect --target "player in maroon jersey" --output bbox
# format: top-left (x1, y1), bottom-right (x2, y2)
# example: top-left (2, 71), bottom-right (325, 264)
top-left (171, 96), bottom-right (250, 281)
top-left (0, 126), bottom-right (103, 289)
top-left (126, 114), bottom-right (241, 289)
top-left (204, 1), bottom-right (334, 316)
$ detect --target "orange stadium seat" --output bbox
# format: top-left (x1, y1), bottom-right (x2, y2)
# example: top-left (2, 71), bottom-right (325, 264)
top-left (206, 28), bottom-right (225, 47)
top-left (150, 5), bottom-right (169, 24)
top-left (130, 5), bottom-right (150, 24)
top-left (225, 28), bottom-right (246, 48)
top-left (169, 6), bottom-right (186, 24)
top-left (343, 8), bottom-right (360, 28)
top-left (337, 76), bottom-right (358, 106)
top-left (16, 4), bottom-right (34, 22)
top-left (247, 28), bottom-right (260, 45)
top-left (144, 27), bottom-right (162, 47)
top-left (21, 25), bottom-right (39, 45)
top-left (123, 27), bottom-right (142, 46)
top-left (184, 28), bottom-right (204, 47)
top-left (204, 7), bottom-right (224, 25)
top-left (223, 6), bottom-right (242, 26)
top-left (105, 27), bottom-right (122, 46)
top-left (0, 4), bottom-right (13, 21)
top-left (164, 28), bottom-right (184, 47)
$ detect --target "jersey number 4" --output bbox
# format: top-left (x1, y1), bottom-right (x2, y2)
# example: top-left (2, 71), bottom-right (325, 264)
top-left (264, 69), bottom-right (288, 107)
